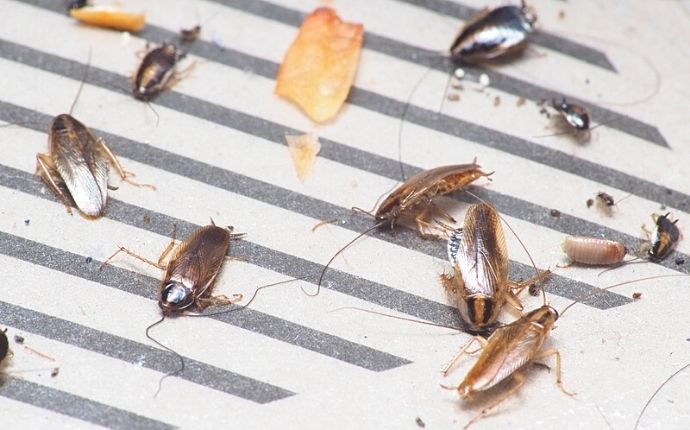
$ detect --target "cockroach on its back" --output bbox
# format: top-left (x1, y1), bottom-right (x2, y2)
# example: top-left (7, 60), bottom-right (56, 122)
top-left (441, 203), bottom-right (550, 334)
top-left (132, 43), bottom-right (186, 101)
top-left (36, 53), bottom-right (155, 218)
top-left (648, 212), bottom-right (681, 261)
top-left (450, 1), bottom-right (537, 64)
top-left (562, 236), bottom-right (627, 266)
top-left (101, 223), bottom-right (244, 315)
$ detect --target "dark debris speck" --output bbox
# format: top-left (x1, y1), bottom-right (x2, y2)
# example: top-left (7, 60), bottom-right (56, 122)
top-left (675, 257), bottom-right (685, 265)
top-left (14, 335), bottom-right (24, 344)
top-left (24, 219), bottom-right (30, 226)
top-left (85, 256), bottom-right (93, 264)
top-left (550, 209), bottom-right (561, 218)
top-left (416, 417), bottom-right (426, 428)
top-left (51, 368), bottom-right (60, 377)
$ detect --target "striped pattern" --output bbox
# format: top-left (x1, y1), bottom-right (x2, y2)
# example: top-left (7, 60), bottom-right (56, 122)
top-left (0, 0), bottom-right (686, 428)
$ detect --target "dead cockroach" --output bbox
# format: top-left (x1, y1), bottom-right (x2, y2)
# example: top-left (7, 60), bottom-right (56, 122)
top-left (101, 223), bottom-right (245, 316)
top-left (442, 273), bottom-right (689, 428)
top-left (180, 25), bottom-right (201, 43)
top-left (313, 162), bottom-right (492, 296)
top-left (441, 203), bottom-right (550, 334)
top-left (36, 52), bottom-right (155, 218)
top-left (132, 43), bottom-right (186, 101)
top-left (647, 212), bottom-right (681, 261)
top-left (561, 236), bottom-right (627, 266)
top-left (536, 98), bottom-right (622, 142)
top-left (450, 1), bottom-right (537, 64)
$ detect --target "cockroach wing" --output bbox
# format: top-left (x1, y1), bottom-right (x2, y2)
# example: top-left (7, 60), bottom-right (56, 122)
top-left (464, 322), bottom-right (542, 392)
top-left (165, 226), bottom-right (231, 295)
top-left (50, 115), bottom-right (109, 217)
top-left (456, 204), bottom-right (509, 296)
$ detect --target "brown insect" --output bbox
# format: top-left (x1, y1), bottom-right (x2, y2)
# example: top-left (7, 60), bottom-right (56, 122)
top-left (647, 213), bottom-right (681, 261)
top-left (314, 162), bottom-right (493, 296)
top-left (442, 274), bottom-right (687, 428)
top-left (101, 223), bottom-right (244, 315)
top-left (132, 43), bottom-right (186, 101)
top-left (561, 236), bottom-right (627, 266)
top-left (37, 52), bottom-right (155, 218)
top-left (442, 203), bottom-right (550, 334)
top-left (450, 1), bottom-right (537, 64)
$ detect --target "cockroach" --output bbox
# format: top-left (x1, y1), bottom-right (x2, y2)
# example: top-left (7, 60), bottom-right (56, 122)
top-left (450, 1), bottom-right (537, 64)
top-left (180, 25), bottom-right (201, 43)
top-left (443, 273), bottom-right (689, 428)
top-left (36, 52), bottom-right (155, 218)
top-left (132, 43), bottom-right (186, 101)
top-left (562, 236), bottom-right (627, 266)
top-left (313, 162), bottom-right (492, 296)
top-left (590, 191), bottom-right (631, 216)
top-left (552, 98), bottom-right (590, 133)
top-left (101, 223), bottom-right (245, 315)
top-left (648, 212), bottom-right (681, 261)
top-left (441, 203), bottom-right (550, 334)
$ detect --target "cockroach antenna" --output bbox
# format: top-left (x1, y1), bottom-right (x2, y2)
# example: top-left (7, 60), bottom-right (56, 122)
top-left (145, 315), bottom-right (185, 398)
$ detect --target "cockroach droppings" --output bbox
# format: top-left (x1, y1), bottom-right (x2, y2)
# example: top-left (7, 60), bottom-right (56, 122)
top-left (528, 283), bottom-right (541, 296)
top-left (632, 292), bottom-right (642, 300)
top-left (24, 219), bottom-right (30, 226)
top-left (550, 209), bottom-right (561, 218)
top-left (51, 368), bottom-right (60, 377)
top-left (675, 257), bottom-right (685, 265)
top-left (586, 198), bottom-right (594, 208)
top-left (85, 256), bottom-right (93, 264)
top-left (416, 417), bottom-right (426, 428)
top-left (14, 335), bottom-right (24, 344)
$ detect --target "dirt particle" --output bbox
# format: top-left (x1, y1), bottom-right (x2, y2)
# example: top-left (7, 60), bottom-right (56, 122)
top-left (51, 368), bottom-right (60, 377)
top-left (550, 209), bottom-right (561, 218)
top-left (416, 417), bottom-right (426, 428)
top-left (493, 95), bottom-right (501, 107)
top-left (447, 93), bottom-right (460, 102)
top-left (632, 292), bottom-right (642, 300)
top-left (586, 198), bottom-right (594, 208)
top-left (675, 257), bottom-right (685, 265)
top-left (516, 97), bottom-right (526, 107)
top-left (14, 335), bottom-right (24, 344)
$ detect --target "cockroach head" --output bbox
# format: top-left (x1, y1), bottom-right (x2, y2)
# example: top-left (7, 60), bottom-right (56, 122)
top-left (520, 2), bottom-right (538, 27)
top-left (160, 281), bottom-right (194, 314)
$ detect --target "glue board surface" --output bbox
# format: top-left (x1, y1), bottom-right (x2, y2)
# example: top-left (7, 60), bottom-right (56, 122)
top-left (0, 1), bottom-right (688, 429)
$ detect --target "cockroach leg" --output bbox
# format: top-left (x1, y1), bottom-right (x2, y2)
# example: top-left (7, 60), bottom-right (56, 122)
top-left (430, 202), bottom-right (457, 224)
top-left (463, 372), bottom-right (526, 430)
top-left (165, 61), bottom-right (197, 90)
top-left (509, 269), bottom-right (551, 297)
top-left (157, 225), bottom-right (178, 266)
top-left (414, 207), bottom-right (446, 239)
top-left (100, 246), bottom-right (165, 271)
top-left (442, 336), bottom-right (487, 376)
top-left (195, 293), bottom-right (243, 311)
top-left (36, 153), bottom-right (74, 215)
top-left (533, 348), bottom-right (575, 396)
top-left (95, 137), bottom-right (157, 190)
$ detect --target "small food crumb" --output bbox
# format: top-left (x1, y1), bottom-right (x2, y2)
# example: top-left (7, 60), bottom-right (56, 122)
top-left (478, 73), bottom-right (490, 88)
top-left (632, 292), bottom-right (642, 300)
top-left (493, 95), bottom-right (501, 107)
top-left (586, 198), bottom-right (594, 208)
top-left (14, 335), bottom-right (25, 344)
top-left (286, 133), bottom-right (321, 182)
top-left (416, 417), bottom-right (426, 428)
top-left (516, 97), bottom-right (526, 107)
top-left (447, 93), bottom-right (460, 102)
top-left (550, 209), bottom-right (561, 218)
top-left (454, 68), bottom-right (465, 80)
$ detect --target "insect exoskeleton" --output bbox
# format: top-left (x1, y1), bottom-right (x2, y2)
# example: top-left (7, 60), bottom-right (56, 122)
top-left (132, 43), bottom-right (186, 101)
top-left (375, 162), bottom-right (493, 238)
top-left (36, 114), bottom-right (154, 218)
top-left (441, 203), bottom-right (550, 334)
top-left (547, 97), bottom-right (592, 141)
top-left (101, 223), bottom-right (244, 316)
top-left (648, 213), bottom-right (681, 261)
top-left (562, 236), bottom-right (627, 266)
top-left (450, 1), bottom-right (537, 63)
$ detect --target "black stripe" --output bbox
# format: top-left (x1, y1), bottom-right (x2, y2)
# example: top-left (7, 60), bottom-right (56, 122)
top-left (0, 377), bottom-right (175, 430)
top-left (392, 0), bottom-right (616, 71)
top-left (0, 301), bottom-right (294, 403)
top-left (21, 0), bottom-right (668, 148)
top-left (0, 228), bottom-right (411, 371)
top-left (0, 111), bottom-right (633, 313)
